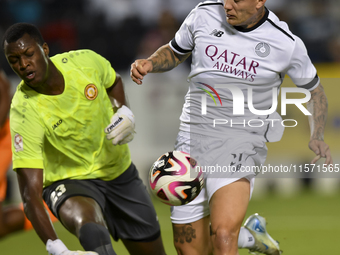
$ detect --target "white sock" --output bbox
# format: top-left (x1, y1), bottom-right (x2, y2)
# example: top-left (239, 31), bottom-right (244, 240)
top-left (238, 227), bottom-right (255, 248)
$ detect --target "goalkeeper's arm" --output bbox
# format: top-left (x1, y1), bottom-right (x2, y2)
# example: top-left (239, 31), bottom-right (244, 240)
top-left (16, 168), bottom-right (98, 255)
top-left (105, 73), bottom-right (135, 145)
top-left (17, 168), bottom-right (58, 244)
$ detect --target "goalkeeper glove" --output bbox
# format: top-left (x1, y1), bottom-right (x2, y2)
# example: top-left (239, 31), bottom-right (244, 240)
top-left (104, 105), bottom-right (135, 145)
top-left (46, 239), bottom-right (98, 255)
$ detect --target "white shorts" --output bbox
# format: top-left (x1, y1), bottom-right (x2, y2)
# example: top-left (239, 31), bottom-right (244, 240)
top-left (170, 131), bottom-right (267, 224)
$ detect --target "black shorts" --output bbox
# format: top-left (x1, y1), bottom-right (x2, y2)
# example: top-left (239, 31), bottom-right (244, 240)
top-left (43, 163), bottom-right (160, 242)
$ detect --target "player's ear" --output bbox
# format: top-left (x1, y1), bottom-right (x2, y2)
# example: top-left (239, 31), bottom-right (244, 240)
top-left (42, 42), bottom-right (49, 56)
top-left (256, 0), bottom-right (266, 9)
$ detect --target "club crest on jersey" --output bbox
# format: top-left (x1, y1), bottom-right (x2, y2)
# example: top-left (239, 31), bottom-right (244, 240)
top-left (255, 42), bottom-right (270, 58)
top-left (14, 133), bottom-right (23, 152)
top-left (85, 84), bottom-right (98, 100)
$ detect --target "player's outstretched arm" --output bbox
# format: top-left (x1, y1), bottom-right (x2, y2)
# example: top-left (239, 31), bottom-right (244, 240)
top-left (16, 168), bottom-right (58, 243)
top-left (17, 168), bottom-right (98, 255)
top-left (130, 44), bottom-right (191, 85)
top-left (306, 83), bottom-right (333, 165)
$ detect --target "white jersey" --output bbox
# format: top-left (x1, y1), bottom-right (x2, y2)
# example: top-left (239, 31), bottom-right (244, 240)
top-left (169, 1), bottom-right (319, 142)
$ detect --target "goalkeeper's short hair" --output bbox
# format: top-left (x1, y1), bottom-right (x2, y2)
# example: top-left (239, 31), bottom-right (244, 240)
top-left (2, 22), bottom-right (45, 49)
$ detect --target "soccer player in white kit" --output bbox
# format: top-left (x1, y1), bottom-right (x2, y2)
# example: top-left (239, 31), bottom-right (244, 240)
top-left (131, 0), bottom-right (333, 254)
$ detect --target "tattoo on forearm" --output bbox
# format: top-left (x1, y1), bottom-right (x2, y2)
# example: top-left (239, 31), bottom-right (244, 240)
top-left (148, 45), bottom-right (190, 73)
top-left (307, 84), bottom-right (328, 140)
top-left (173, 224), bottom-right (197, 244)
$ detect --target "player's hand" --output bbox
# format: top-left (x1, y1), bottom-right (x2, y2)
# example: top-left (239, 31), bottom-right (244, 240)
top-left (308, 139), bottom-right (333, 165)
top-left (46, 239), bottom-right (98, 255)
top-left (104, 105), bottom-right (135, 145)
top-left (130, 59), bottom-right (153, 85)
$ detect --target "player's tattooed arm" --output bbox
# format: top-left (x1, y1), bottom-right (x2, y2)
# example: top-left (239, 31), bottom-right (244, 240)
top-left (306, 83), bottom-right (332, 164)
top-left (173, 223), bottom-right (197, 244)
top-left (147, 44), bottom-right (191, 73)
top-left (307, 83), bottom-right (328, 141)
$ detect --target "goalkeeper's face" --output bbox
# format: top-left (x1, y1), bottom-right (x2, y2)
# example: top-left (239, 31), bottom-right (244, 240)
top-left (4, 33), bottom-right (50, 88)
top-left (223, 0), bottom-right (266, 28)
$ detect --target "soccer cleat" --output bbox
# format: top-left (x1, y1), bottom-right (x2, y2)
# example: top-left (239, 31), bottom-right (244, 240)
top-left (244, 213), bottom-right (282, 255)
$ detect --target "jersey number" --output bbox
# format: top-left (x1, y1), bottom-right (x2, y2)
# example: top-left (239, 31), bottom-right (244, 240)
top-left (230, 153), bottom-right (243, 172)
top-left (50, 184), bottom-right (66, 208)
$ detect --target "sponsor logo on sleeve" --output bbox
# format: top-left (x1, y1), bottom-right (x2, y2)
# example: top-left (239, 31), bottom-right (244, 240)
top-left (14, 133), bottom-right (24, 152)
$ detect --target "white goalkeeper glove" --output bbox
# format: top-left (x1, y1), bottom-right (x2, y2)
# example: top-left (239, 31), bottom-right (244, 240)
top-left (104, 105), bottom-right (135, 145)
top-left (46, 239), bottom-right (98, 255)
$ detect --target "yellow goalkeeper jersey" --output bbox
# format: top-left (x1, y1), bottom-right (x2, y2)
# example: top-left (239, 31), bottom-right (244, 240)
top-left (10, 49), bottom-right (131, 187)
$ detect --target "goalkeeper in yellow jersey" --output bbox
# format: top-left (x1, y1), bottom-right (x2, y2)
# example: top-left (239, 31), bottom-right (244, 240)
top-left (2, 23), bottom-right (166, 255)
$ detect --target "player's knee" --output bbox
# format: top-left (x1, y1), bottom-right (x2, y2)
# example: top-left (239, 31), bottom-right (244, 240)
top-left (211, 225), bottom-right (239, 248)
top-left (59, 196), bottom-right (105, 234)
top-left (0, 207), bottom-right (26, 238)
top-left (73, 217), bottom-right (106, 237)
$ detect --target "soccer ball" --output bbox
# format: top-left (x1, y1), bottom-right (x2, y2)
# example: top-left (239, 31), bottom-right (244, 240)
top-left (149, 151), bottom-right (204, 206)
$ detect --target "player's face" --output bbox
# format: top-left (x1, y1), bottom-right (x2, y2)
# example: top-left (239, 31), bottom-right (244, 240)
top-left (223, 0), bottom-right (266, 28)
top-left (4, 33), bottom-right (50, 88)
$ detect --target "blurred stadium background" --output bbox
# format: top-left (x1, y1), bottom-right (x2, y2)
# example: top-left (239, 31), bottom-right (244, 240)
top-left (1, 0), bottom-right (339, 254)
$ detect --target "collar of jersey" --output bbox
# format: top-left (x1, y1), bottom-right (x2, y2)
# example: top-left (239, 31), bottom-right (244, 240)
top-left (233, 7), bottom-right (269, 33)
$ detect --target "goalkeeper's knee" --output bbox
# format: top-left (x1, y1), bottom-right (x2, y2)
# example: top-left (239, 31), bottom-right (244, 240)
top-left (79, 222), bottom-right (117, 255)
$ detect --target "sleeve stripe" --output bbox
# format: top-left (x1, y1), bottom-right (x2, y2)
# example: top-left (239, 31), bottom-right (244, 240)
top-left (267, 19), bottom-right (295, 41)
top-left (198, 2), bottom-right (223, 7)
top-left (298, 74), bottom-right (320, 90)
top-left (170, 38), bottom-right (192, 55)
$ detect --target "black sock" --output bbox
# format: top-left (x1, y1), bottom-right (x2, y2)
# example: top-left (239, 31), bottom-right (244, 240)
top-left (79, 222), bottom-right (117, 255)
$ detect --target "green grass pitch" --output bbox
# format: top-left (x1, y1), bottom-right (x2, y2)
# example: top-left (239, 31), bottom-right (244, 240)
top-left (1, 190), bottom-right (339, 254)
